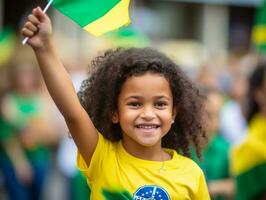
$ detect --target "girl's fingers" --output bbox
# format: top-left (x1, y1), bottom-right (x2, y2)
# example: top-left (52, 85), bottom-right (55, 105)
top-left (27, 14), bottom-right (40, 25)
top-left (34, 7), bottom-right (49, 23)
top-left (25, 21), bottom-right (38, 32)
top-left (21, 28), bottom-right (34, 37)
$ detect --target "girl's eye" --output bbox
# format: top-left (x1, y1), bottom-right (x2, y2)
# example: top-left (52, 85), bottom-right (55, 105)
top-left (155, 102), bottom-right (168, 109)
top-left (127, 102), bottom-right (142, 108)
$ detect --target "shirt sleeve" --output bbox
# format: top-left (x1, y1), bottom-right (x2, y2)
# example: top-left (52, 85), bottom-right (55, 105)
top-left (196, 170), bottom-right (211, 200)
top-left (76, 133), bottom-right (112, 181)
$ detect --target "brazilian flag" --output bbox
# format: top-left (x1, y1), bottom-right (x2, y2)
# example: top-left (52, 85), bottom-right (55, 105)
top-left (252, 0), bottom-right (266, 54)
top-left (231, 113), bottom-right (266, 200)
top-left (0, 27), bottom-right (16, 66)
top-left (51, 0), bottom-right (131, 36)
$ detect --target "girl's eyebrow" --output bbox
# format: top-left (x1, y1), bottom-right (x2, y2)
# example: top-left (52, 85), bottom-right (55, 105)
top-left (156, 96), bottom-right (171, 100)
top-left (125, 96), bottom-right (142, 101)
top-left (125, 95), bottom-right (170, 101)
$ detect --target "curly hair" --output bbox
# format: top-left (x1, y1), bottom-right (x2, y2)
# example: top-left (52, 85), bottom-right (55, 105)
top-left (78, 47), bottom-right (206, 158)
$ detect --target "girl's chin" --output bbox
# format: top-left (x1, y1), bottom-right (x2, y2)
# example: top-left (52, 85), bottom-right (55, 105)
top-left (133, 129), bottom-right (163, 146)
top-left (136, 137), bottom-right (161, 147)
top-left (135, 127), bottom-right (161, 136)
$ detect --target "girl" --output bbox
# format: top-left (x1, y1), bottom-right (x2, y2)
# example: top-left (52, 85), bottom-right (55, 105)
top-left (21, 7), bottom-right (210, 200)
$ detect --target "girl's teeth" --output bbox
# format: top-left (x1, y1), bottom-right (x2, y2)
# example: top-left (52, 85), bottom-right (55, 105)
top-left (138, 125), bottom-right (157, 129)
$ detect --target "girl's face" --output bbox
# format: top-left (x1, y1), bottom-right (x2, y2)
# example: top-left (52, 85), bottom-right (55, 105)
top-left (205, 92), bottom-right (223, 138)
top-left (113, 72), bottom-right (176, 150)
top-left (13, 65), bottom-right (38, 93)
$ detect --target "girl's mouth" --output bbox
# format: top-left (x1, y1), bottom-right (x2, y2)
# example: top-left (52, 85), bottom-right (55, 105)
top-left (135, 124), bottom-right (160, 129)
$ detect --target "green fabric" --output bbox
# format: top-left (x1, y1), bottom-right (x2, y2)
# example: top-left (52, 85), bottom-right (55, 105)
top-left (255, 0), bottom-right (266, 27)
top-left (194, 134), bottom-right (230, 180)
top-left (1, 92), bottom-right (50, 164)
top-left (192, 134), bottom-right (230, 200)
top-left (25, 145), bottom-right (50, 164)
top-left (0, 117), bottom-right (15, 140)
top-left (102, 189), bottom-right (133, 200)
top-left (74, 153), bottom-right (133, 200)
top-left (253, 0), bottom-right (266, 53)
top-left (7, 92), bottom-right (43, 130)
top-left (235, 163), bottom-right (266, 200)
top-left (0, 27), bottom-right (14, 42)
top-left (0, 26), bottom-right (16, 66)
top-left (231, 113), bottom-right (266, 200)
top-left (0, 117), bottom-right (16, 162)
top-left (72, 171), bottom-right (91, 200)
top-left (51, 0), bottom-right (121, 27)
top-left (72, 170), bottom-right (134, 200)
top-left (231, 113), bottom-right (266, 175)
top-left (104, 26), bottom-right (150, 48)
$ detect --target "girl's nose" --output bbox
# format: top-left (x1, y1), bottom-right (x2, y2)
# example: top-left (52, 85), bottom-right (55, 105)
top-left (140, 106), bottom-right (156, 120)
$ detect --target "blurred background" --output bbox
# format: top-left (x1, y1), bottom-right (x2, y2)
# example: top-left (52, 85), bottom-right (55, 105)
top-left (0, 0), bottom-right (266, 199)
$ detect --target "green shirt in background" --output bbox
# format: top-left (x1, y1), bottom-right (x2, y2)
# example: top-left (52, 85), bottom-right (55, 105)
top-left (192, 134), bottom-right (230, 200)
top-left (0, 92), bottom-right (51, 165)
top-left (0, 116), bottom-right (17, 162)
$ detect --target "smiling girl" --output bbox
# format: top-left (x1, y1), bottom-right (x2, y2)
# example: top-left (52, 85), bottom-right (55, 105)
top-left (21, 7), bottom-right (210, 200)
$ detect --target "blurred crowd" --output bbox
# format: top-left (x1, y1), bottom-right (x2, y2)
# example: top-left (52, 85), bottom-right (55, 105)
top-left (0, 35), bottom-right (265, 200)
top-left (0, 1), bottom-right (266, 198)
top-left (0, 45), bottom-right (90, 200)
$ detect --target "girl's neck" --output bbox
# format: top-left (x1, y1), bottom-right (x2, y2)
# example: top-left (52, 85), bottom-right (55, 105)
top-left (121, 138), bottom-right (172, 161)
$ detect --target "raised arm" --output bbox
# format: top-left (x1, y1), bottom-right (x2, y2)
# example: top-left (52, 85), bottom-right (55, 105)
top-left (21, 7), bottom-right (98, 165)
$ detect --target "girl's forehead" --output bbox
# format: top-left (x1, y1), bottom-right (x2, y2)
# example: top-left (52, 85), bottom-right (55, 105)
top-left (125, 72), bottom-right (167, 81)
top-left (123, 73), bottom-right (168, 86)
top-left (119, 73), bottom-right (172, 98)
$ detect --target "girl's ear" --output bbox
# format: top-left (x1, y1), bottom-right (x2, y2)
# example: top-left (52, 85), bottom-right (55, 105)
top-left (172, 106), bottom-right (178, 122)
top-left (112, 112), bottom-right (119, 124)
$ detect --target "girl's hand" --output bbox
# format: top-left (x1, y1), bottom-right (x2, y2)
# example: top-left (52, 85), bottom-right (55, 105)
top-left (21, 7), bottom-right (52, 51)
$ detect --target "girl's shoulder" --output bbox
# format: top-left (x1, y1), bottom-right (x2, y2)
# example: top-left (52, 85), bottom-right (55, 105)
top-left (165, 148), bottom-right (205, 175)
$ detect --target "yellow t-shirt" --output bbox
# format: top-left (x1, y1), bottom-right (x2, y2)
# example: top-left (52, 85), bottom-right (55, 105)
top-left (77, 134), bottom-right (210, 200)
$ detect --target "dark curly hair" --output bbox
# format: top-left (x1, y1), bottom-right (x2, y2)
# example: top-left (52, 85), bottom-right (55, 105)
top-left (78, 47), bottom-right (206, 158)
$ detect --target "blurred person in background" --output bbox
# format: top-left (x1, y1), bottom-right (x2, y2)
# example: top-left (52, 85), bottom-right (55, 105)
top-left (0, 61), bottom-right (58, 200)
top-left (193, 86), bottom-right (234, 200)
top-left (220, 72), bottom-right (248, 146)
top-left (196, 65), bottom-right (220, 90)
top-left (0, 90), bottom-right (33, 200)
top-left (231, 63), bottom-right (266, 200)
top-left (197, 60), bottom-right (248, 147)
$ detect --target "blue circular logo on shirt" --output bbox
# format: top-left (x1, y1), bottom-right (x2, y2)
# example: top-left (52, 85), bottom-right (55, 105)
top-left (133, 185), bottom-right (170, 200)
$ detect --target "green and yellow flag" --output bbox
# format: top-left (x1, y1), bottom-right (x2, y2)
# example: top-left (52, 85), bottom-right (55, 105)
top-left (252, 0), bottom-right (266, 53)
top-left (102, 189), bottom-right (133, 200)
top-left (0, 27), bottom-right (16, 67)
top-left (231, 113), bottom-right (266, 200)
top-left (51, 0), bottom-right (131, 36)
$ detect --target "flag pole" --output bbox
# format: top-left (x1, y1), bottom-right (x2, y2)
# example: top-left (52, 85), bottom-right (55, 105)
top-left (22, 0), bottom-right (53, 45)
